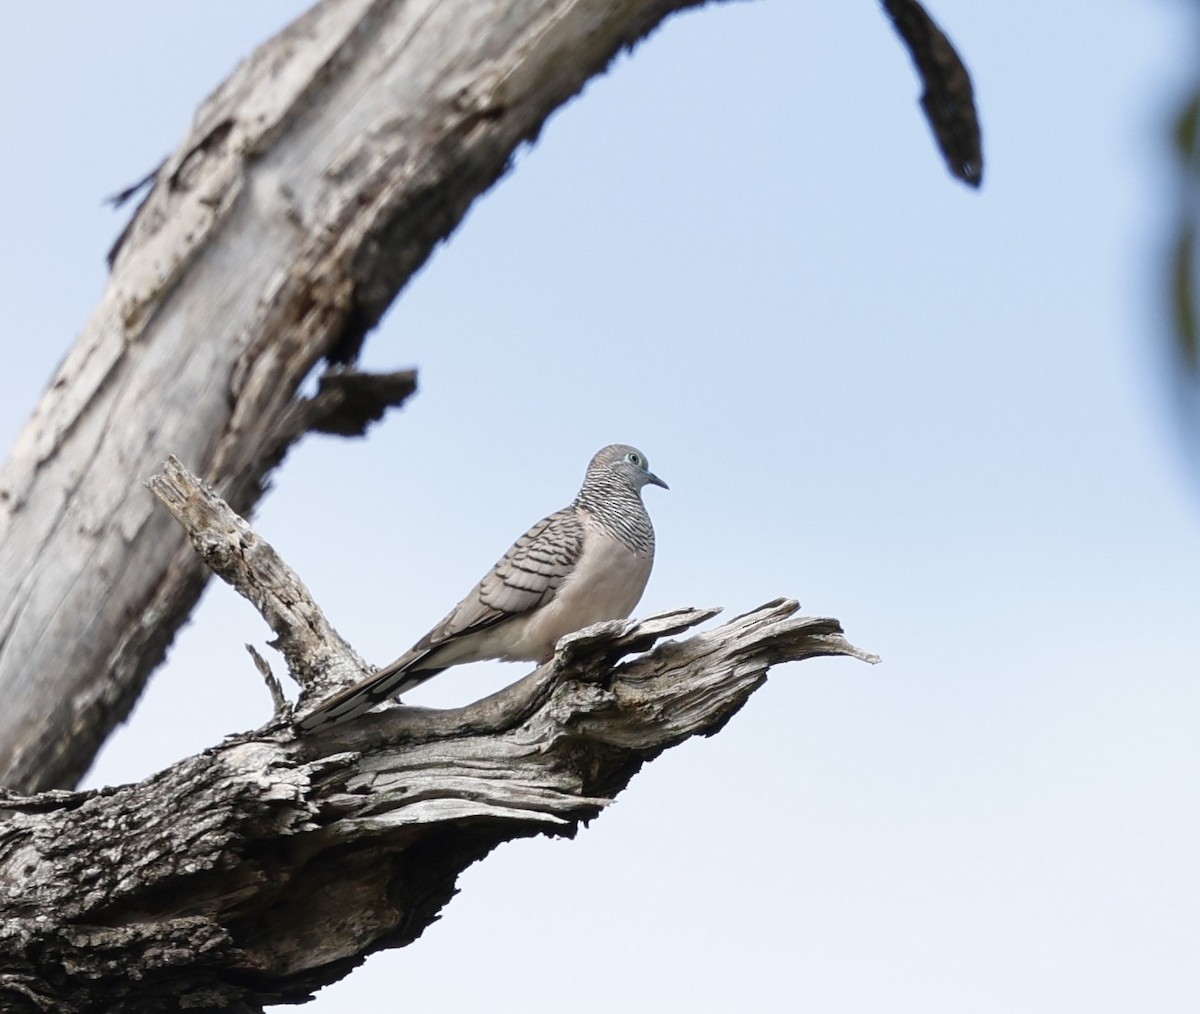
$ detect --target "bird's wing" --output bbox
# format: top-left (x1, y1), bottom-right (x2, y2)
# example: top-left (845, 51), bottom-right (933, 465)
top-left (413, 506), bottom-right (585, 650)
top-left (297, 507), bottom-right (584, 732)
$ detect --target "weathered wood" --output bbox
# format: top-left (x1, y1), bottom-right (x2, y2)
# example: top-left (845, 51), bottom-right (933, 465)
top-left (0, 0), bottom-right (989, 1004)
top-left (0, 0), bottom-right (716, 794)
top-left (0, 0), bottom-right (978, 798)
top-left (0, 457), bottom-right (877, 1012)
top-left (145, 455), bottom-right (367, 698)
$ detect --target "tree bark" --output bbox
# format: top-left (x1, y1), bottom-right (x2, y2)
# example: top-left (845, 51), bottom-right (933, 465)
top-left (0, 0), bottom-right (980, 1004)
top-left (0, 458), bottom-right (876, 1013)
top-left (0, 0), bottom-right (713, 794)
top-left (0, 0), bottom-right (977, 797)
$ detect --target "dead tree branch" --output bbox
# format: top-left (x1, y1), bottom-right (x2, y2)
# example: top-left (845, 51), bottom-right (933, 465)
top-left (0, 0), bottom-right (976, 799)
top-left (0, 457), bottom-right (877, 1013)
top-left (0, 0), bottom-right (717, 794)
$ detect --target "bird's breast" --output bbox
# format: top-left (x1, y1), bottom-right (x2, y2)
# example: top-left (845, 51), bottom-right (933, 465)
top-left (490, 527), bottom-right (652, 663)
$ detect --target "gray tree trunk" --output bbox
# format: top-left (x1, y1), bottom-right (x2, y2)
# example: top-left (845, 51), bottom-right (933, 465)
top-left (0, 457), bottom-right (875, 1011)
top-left (0, 0), bottom-right (713, 795)
top-left (0, 0), bottom-right (975, 1007)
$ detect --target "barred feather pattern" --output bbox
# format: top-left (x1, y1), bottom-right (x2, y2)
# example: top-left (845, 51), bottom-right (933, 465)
top-left (575, 461), bottom-right (655, 558)
top-left (298, 443), bottom-right (664, 732)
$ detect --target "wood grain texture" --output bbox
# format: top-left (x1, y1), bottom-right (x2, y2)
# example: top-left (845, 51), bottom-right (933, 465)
top-left (0, 601), bottom-right (874, 1011)
top-left (0, 0), bottom-right (707, 794)
top-left (0, 459), bottom-right (877, 1011)
top-left (0, 0), bottom-right (974, 799)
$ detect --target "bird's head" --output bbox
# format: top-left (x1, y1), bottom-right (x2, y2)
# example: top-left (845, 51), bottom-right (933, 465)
top-left (588, 444), bottom-right (669, 493)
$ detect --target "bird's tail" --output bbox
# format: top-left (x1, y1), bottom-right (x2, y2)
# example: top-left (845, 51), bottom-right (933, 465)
top-left (296, 654), bottom-right (444, 732)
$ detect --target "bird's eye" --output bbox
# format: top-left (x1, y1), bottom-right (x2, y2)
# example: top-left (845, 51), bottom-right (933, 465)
top-left (626, 452), bottom-right (642, 467)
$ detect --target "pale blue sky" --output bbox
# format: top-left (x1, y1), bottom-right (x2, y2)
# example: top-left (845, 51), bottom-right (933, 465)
top-left (2, 3), bottom-right (1199, 1011)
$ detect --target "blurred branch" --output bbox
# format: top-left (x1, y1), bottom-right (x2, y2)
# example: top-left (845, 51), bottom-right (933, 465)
top-left (1171, 95), bottom-right (1200, 374)
top-left (881, 0), bottom-right (983, 186)
top-left (1166, 49), bottom-right (1200, 485)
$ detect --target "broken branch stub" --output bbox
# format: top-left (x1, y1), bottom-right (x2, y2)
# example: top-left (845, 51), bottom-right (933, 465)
top-left (0, 457), bottom-right (877, 1010)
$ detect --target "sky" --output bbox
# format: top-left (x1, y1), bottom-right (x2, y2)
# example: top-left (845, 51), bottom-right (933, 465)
top-left (2, 2), bottom-right (1199, 1012)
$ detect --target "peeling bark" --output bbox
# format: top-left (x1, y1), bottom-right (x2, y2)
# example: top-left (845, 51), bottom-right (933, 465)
top-left (0, 459), bottom-right (877, 1012)
top-left (0, 0), bottom-right (997, 1005)
top-left (0, 0), bottom-right (719, 794)
top-left (0, 0), bottom-right (977, 797)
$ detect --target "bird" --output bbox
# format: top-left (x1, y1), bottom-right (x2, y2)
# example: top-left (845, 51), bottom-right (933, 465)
top-left (298, 444), bottom-right (668, 731)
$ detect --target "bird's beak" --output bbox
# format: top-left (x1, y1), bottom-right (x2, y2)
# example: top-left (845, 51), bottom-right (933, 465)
top-left (646, 472), bottom-right (669, 490)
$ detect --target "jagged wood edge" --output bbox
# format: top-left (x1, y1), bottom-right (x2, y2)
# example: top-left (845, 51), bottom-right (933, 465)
top-left (0, 459), bottom-right (878, 1012)
top-left (0, 0), bottom-right (977, 797)
top-left (144, 454), bottom-right (367, 697)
